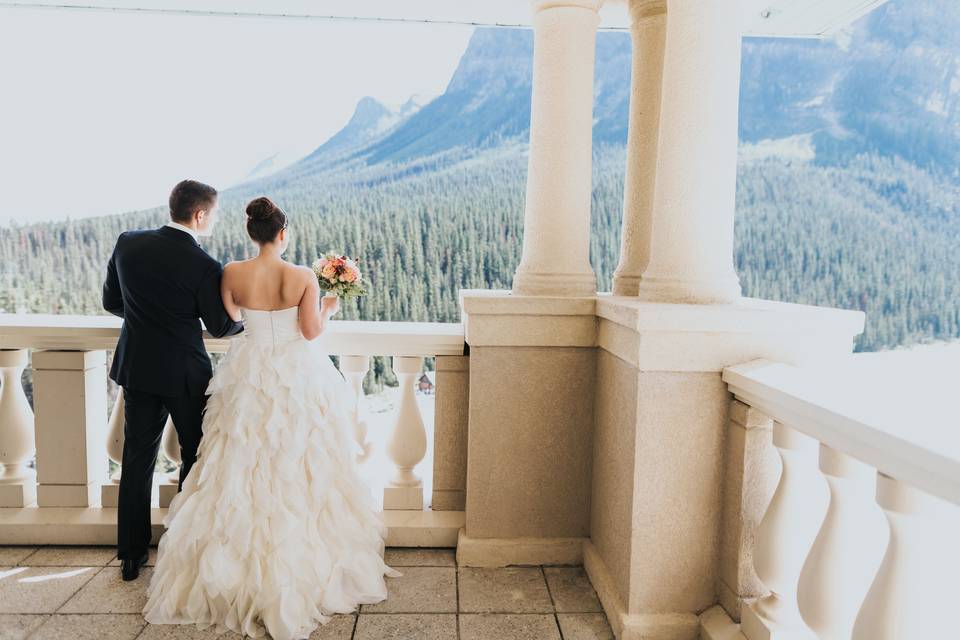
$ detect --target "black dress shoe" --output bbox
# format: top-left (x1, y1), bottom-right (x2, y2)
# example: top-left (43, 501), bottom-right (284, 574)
top-left (121, 551), bottom-right (149, 581)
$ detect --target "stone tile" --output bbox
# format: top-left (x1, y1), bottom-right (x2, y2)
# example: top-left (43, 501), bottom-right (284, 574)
top-left (361, 567), bottom-right (456, 613)
top-left (136, 614), bottom-right (354, 640)
top-left (0, 566), bottom-right (98, 614)
top-left (556, 613), bottom-right (615, 640)
top-left (137, 624), bottom-right (242, 639)
top-left (383, 547), bottom-right (456, 567)
top-left (59, 567), bottom-right (152, 613)
top-left (308, 614), bottom-right (357, 639)
top-left (354, 613), bottom-right (456, 640)
top-left (108, 547), bottom-right (158, 567)
top-left (0, 548), bottom-right (37, 566)
top-left (459, 613), bottom-right (561, 640)
top-left (0, 614), bottom-right (48, 640)
top-left (26, 546), bottom-right (118, 567)
top-left (32, 614), bottom-right (145, 640)
top-left (544, 567), bottom-right (602, 612)
top-left (458, 567), bottom-right (553, 613)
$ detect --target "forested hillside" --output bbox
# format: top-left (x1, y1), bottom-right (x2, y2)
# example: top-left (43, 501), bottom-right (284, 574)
top-left (2, 146), bottom-right (957, 351)
top-left (1, 0), bottom-right (958, 353)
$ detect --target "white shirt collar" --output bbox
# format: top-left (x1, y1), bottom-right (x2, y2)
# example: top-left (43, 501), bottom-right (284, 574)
top-left (165, 221), bottom-right (199, 243)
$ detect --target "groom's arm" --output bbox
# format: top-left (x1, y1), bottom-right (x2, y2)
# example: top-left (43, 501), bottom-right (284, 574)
top-left (102, 240), bottom-right (125, 318)
top-left (197, 264), bottom-right (244, 339)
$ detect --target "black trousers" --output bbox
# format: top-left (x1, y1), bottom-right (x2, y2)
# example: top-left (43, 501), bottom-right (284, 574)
top-left (116, 388), bottom-right (207, 560)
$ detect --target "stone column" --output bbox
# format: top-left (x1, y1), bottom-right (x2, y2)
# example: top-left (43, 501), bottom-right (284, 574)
top-left (716, 399), bottom-right (777, 622)
top-left (612, 0), bottom-right (666, 296)
top-left (635, 0), bottom-right (743, 303)
top-left (431, 355), bottom-right (469, 511)
top-left (511, 0), bottom-right (603, 297)
top-left (32, 350), bottom-right (108, 507)
top-left (0, 349), bottom-right (36, 507)
top-left (383, 356), bottom-right (427, 510)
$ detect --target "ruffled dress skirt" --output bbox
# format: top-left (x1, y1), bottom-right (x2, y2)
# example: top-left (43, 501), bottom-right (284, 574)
top-left (142, 332), bottom-right (401, 640)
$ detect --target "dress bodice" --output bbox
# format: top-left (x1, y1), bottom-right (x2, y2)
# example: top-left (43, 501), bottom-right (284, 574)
top-left (239, 306), bottom-right (302, 346)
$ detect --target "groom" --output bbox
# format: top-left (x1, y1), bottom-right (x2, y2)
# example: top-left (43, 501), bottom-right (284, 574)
top-left (102, 179), bottom-right (243, 581)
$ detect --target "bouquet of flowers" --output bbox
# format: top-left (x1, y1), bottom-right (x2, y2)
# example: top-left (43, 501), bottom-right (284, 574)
top-left (312, 251), bottom-right (367, 298)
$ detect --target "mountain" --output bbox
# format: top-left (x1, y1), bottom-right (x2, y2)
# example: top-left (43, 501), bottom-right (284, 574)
top-left (255, 0), bottom-right (958, 180)
top-left (740, 1), bottom-right (960, 173)
top-left (243, 149), bottom-right (308, 182)
top-left (299, 95), bottom-right (428, 166)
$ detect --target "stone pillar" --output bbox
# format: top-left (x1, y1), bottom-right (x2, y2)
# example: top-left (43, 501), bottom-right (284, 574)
top-left (32, 350), bottom-right (108, 507)
top-left (635, 0), bottom-right (743, 303)
top-left (384, 356), bottom-right (427, 510)
top-left (852, 474), bottom-right (959, 639)
top-left (0, 349), bottom-right (36, 507)
top-left (585, 297), bottom-right (864, 640)
top-left (340, 355), bottom-right (374, 461)
top-left (457, 292), bottom-right (597, 567)
top-left (612, 0), bottom-right (666, 296)
top-left (512, 0), bottom-right (603, 297)
top-left (431, 355), bottom-right (469, 511)
top-left (742, 422), bottom-right (829, 640)
top-left (716, 399), bottom-right (777, 622)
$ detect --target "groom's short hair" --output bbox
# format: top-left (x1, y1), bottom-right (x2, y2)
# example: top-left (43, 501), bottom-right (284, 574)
top-left (169, 180), bottom-right (218, 223)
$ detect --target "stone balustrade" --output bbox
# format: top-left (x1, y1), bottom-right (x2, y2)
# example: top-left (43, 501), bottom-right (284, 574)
top-left (718, 359), bottom-right (960, 640)
top-left (0, 313), bottom-right (467, 546)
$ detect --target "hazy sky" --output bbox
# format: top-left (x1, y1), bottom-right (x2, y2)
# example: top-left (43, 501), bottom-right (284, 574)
top-left (0, 8), bottom-right (473, 225)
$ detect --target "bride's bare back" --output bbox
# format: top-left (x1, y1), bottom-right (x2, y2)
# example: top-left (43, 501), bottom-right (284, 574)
top-left (221, 255), bottom-right (336, 340)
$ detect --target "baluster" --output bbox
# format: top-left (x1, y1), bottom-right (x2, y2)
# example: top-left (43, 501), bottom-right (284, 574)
top-left (741, 421), bottom-right (828, 640)
top-left (852, 474), bottom-right (959, 639)
top-left (797, 444), bottom-right (887, 639)
top-left (383, 356), bottom-right (426, 510)
top-left (32, 350), bottom-right (108, 507)
top-left (101, 387), bottom-right (125, 507)
top-left (158, 416), bottom-right (180, 508)
top-left (0, 349), bottom-right (36, 507)
top-left (339, 355), bottom-right (373, 462)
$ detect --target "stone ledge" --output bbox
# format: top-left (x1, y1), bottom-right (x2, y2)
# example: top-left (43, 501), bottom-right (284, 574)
top-left (596, 295), bottom-right (864, 336)
top-left (597, 295), bottom-right (865, 371)
top-left (460, 290), bottom-right (865, 369)
top-left (457, 528), bottom-right (586, 567)
top-left (460, 289), bottom-right (597, 347)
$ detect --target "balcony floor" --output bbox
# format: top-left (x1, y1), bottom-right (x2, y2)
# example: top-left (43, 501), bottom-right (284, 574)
top-left (0, 546), bottom-right (612, 640)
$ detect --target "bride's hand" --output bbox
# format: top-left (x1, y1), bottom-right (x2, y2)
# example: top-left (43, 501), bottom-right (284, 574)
top-left (321, 295), bottom-right (340, 317)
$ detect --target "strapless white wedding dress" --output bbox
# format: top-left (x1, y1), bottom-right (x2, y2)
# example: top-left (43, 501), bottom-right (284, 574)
top-left (143, 306), bottom-right (401, 640)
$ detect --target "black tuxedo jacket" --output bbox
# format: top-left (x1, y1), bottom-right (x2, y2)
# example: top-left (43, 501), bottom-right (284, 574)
top-left (102, 225), bottom-right (243, 397)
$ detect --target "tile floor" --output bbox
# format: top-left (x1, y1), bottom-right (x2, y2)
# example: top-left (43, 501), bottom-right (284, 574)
top-left (0, 546), bottom-right (613, 640)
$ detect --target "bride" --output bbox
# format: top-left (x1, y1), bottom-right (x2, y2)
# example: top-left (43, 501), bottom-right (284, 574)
top-left (143, 196), bottom-right (401, 640)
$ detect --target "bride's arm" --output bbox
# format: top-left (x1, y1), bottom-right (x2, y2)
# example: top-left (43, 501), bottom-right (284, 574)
top-left (299, 269), bottom-right (340, 340)
top-left (220, 263), bottom-right (242, 322)
top-left (298, 269), bottom-right (324, 340)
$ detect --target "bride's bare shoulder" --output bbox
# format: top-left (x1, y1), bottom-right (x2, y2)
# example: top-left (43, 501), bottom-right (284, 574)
top-left (222, 260), bottom-right (243, 279)
top-left (224, 258), bottom-right (253, 272)
top-left (282, 261), bottom-right (315, 280)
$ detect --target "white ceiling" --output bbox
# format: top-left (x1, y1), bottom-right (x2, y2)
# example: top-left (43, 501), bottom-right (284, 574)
top-left (2, 0), bottom-right (891, 37)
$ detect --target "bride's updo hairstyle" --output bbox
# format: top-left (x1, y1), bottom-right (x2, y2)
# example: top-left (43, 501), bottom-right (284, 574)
top-left (245, 196), bottom-right (287, 244)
